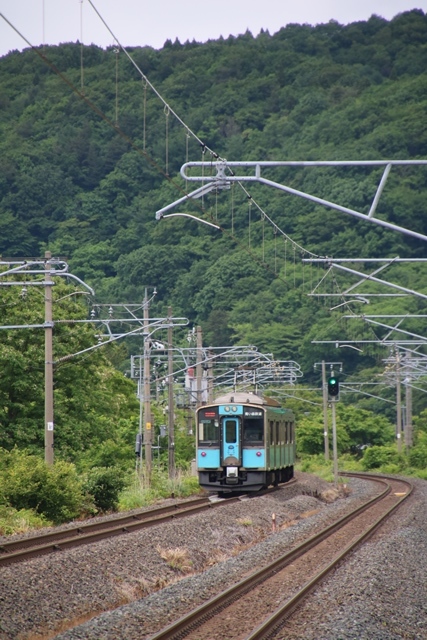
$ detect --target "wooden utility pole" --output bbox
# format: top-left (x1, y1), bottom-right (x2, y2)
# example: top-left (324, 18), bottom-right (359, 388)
top-left (196, 325), bottom-right (203, 407)
top-left (143, 289), bottom-right (152, 480)
top-left (44, 251), bottom-right (54, 465)
top-left (321, 360), bottom-right (330, 461)
top-left (396, 349), bottom-right (402, 454)
top-left (207, 351), bottom-right (214, 403)
top-left (167, 307), bottom-right (175, 479)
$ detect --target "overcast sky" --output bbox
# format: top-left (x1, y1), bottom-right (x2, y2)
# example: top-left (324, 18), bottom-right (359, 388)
top-left (0, 0), bottom-right (421, 58)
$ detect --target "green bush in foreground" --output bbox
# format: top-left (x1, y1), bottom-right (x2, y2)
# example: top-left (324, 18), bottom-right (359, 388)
top-left (119, 468), bottom-right (201, 510)
top-left (0, 505), bottom-right (50, 535)
top-left (361, 445), bottom-right (406, 471)
top-left (0, 448), bottom-right (87, 524)
top-left (82, 466), bottom-right (128, 513)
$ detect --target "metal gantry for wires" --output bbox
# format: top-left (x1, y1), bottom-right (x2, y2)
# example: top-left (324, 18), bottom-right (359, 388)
top-left (132, 346), bottom-right (302, 405)
top-left (155, 159), bottom-right (427, 243)
top-left (306, 257), bottom-right (427, 303)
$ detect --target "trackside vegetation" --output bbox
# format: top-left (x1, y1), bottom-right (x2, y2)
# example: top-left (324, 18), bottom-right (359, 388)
top-left (1, 10), bottom-right (427, 532)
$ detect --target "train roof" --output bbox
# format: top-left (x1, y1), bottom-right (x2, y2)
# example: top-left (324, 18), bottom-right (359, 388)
top-left (211, 392), bottom-right (281, 407)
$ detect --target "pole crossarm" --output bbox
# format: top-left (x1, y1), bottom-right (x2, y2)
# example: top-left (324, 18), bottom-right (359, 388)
top-left (0, 259), bottom-right (95, 295)
top-left (343, 316), bottom-right (427, 344)
top-left (312, 339), bottom-right (427, 346)
top-left (131, 345), bottom-right (303, 402)
top-left (304, 258), bottom-right (427, 263)
top-left (56, 318), bottom-right (189, 363)
top-left (176, 159), bottom-right (427, 242)
top-left (308, 259), bottom-right (427, 301)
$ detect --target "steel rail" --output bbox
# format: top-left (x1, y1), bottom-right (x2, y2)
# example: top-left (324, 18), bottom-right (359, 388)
top-left (246, 473), bottom-right (413, 640)
top-left (0, 497), bottom-right (224, 566)
top-left (148, 473), bottom-right (412, 640)
top-left (0, 482), bottom-right (297, 567)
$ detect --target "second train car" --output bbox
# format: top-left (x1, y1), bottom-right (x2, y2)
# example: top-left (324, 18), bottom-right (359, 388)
top-left (196, 391), bottom-right (296, 493)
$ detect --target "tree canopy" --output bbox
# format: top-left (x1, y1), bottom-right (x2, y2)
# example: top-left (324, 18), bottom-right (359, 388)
top-left (1, 8), bottom-right (427, 440)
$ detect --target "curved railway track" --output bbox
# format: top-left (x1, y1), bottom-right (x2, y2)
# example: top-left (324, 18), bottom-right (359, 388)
top-left (148, 473), bottom-right (413, 640)
top-left (0, 480), bottom-right (297, 567)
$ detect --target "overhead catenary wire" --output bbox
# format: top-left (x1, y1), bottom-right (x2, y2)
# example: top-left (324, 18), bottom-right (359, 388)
top-left (0, 5), bottom-right (323, 289)
top-left (79, 0), bottom-right (84, 93)
top-left (85, 0), bottom-right (324, 262)
top-left (86, 0), bottom-right (219, 159)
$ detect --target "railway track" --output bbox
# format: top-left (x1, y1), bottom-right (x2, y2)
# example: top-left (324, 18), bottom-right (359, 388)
top-left (0, 496), bottom-right (218, 566)
top-left (148, 473), bottom-right (413, 640)
top-left (0, 480), bottom-right (296, 567)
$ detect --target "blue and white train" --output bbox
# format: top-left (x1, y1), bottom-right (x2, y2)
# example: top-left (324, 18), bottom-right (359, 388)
top-left (196, 391), bottom-right (296, 493)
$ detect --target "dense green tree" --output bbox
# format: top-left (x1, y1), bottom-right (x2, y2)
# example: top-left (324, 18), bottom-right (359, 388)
top-left (1, 8), bottom-right (427, 441)
top-left (296, 404), bottom-right (394, 457)
top-left (0, 279), bottom-right (139, 462)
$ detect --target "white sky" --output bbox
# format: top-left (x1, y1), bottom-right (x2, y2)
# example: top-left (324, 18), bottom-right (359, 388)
top-left (0, 0), bottom-right (422, 58)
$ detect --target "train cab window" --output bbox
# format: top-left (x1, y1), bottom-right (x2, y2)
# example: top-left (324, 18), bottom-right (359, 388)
top-left (224, 419), bottom-right (237, 443)
top-left (198, 419), bottom-right (219, 444)
top-left (243, 418), bottom-right (264, 444)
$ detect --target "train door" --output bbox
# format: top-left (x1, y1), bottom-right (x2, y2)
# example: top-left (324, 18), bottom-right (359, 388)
top-left (221, 416), bottom-right (241, 483)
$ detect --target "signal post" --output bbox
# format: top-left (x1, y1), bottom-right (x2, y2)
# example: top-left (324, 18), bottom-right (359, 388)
top-left (315, 361), bottom-right (342, 462)
top-left (328, 373), bottom-right (340, 487)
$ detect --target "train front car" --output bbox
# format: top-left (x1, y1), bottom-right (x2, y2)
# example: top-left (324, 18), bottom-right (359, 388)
top-left (196, 392), bottom-right (295, 493)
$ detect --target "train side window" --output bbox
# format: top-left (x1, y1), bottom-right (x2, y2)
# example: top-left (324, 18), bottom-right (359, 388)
top-left (243, 418), bottom-right (264, 444)
top-left (269, 420), bottom-right (274, 444)
top-left (280, 421), bottom-right (285, 444)
top-left (285, 421), bottom-right (289, 444)
top-left (290, 422), bottom-right (294, 443)
top-left (275, 421), bottom-right (280, 444)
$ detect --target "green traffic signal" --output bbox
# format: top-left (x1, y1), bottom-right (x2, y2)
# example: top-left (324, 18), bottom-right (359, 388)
top-left (327, 376), bottom-right (339, 397)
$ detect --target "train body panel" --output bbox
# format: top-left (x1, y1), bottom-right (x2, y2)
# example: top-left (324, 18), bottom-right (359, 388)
top-left (196, 391), bottom-right (295, 493)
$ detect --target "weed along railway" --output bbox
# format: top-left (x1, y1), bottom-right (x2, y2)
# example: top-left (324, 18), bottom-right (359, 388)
top-left (0, 484), bottom-right (297, 567)
top-left (1, 472), bottom-right (422, 640)
top-left (149, 474), bottom-right (413, 640)
top-left (0, 496), bottom-right (234, 567)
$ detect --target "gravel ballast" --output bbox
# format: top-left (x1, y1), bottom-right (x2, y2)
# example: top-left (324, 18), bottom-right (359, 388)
top-left (0, 472), bottom-right (425, 640)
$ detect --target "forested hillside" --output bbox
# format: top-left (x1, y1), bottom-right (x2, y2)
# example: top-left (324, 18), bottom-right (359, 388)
top-left (1, 8), bottom-right (427, 389)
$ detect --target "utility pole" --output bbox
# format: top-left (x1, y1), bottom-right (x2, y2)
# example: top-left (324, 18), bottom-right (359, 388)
top-left (143, 289), bottom-right (152, 480)
top-left (395, 349), bottom-right (402, 454)
top-left (44, 251), bottom-right (54, 465)
top-left (321, 360), bottom-right (329, 461)
top-left (137, 360), bottom-right (143, 472)
top-left (207, 351), bottom-right (214, 403)
top-left (196, 325), bottom-right (203, 408)
top-left (167, 307), bottom-right (175, 479)
top-left (404, 352), bottom-right (413, 451)
top-left (405, 379), bottom-right (412, 451)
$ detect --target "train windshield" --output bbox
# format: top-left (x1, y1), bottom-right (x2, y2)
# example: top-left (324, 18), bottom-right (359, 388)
top-left (198, 419), bottom-right (219, 445)
top-left (224, 419), bottom-right (237, 443)
top-left (243, 418), bottom-right (264, 444)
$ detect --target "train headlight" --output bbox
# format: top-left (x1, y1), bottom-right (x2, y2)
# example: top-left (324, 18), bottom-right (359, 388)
top-left (232, 406), bottom-right (238, 412)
